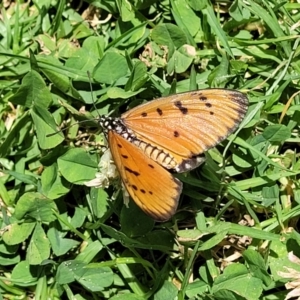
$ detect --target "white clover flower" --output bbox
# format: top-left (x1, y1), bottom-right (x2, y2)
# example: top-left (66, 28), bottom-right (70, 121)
top-left (84, 149), bottom-right (118, 188)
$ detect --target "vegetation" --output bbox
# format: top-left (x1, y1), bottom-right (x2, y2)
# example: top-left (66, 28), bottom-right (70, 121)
top-left (1, 0), bottom-right (300, 299)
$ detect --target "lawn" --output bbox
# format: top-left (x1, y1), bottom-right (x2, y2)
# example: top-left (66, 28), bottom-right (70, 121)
top-left (1, 0), bottom-right (300, 299)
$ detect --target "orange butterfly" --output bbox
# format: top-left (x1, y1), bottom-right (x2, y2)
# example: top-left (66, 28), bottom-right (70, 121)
top-left (99, 89), bottom-right (248, 221)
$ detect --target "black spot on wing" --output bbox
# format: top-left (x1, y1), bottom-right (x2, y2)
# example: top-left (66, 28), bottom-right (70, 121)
top-left (140, 189), bottom-right (146, 194)
top-left (157, 108), bottom-right (163, 116)
top-left (121, 154), bottom-right (128, 159)
top-left (199, 96), bottom-right (207, 101)
top-left (174, 131), bottom-right (179, 137)
top-left (141, 112), bottom-right (147, 117)
top-left (117, 144), bottom-right (122, 148)
top-left (210, 111), bottom-right (214, 115)
top-left (174, 101), bottom-right (188, 114)
top-left (124, 166), bottom-right (140, 176)
top-left (180, 107), bottom-right (188, 114)
top-left (132, 184), bottom-right (138, 190)
top-left (205, 102), bottom-right (212, 108)
top-left (148, 164), bottom-right (154, 169)
top-left (149, 191), bottom-right (153, 195)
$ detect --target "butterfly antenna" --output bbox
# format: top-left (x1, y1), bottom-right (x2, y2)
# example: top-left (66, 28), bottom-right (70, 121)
top-left (47, 72), bottom-right (102, 138)
top-left (46, 120), bottom-right (96, 137)
top-left (87, 71), bottom-right (102, 119)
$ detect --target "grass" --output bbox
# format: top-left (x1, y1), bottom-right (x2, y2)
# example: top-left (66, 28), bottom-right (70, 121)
top-left (1, 0), bottom-right (300, 299)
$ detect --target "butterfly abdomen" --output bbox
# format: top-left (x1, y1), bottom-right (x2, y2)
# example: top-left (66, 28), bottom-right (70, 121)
top-left (132, 139), bottom-right (177, 169)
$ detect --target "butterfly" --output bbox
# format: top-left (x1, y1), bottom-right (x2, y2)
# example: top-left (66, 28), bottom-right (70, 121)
top-left (98, 89), bottom-right (248, 221)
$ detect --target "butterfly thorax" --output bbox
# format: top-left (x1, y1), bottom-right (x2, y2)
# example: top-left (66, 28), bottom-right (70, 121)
top-left (99, 116), bottom-right (179, 171)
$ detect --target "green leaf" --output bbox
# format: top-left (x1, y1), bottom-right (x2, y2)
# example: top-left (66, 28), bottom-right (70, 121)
top-left (167, 46), bottom-right (194, 74)
top-left (14, 192), bottom-right (57, 222)
top-left (125, 60), bottom-right (148, 92)
top-left (11, 261), bottom-right (38, 286)
top-left (186, 279), bottom-right (208, 298)
top-left (0, 112), bottom-right (32, 158)
top-left (198, 231), bottom-right (228, 251)
top-left (5, 170), bottom-right (38, 186)
top-left (82, 36), bottom-right (106, 59)
top-left (116, 0), bottom-right (135, 22)
top-left (69, 207), bottom-right (88, 228)
top-left (208, 54), bottom-right (229, 87)
top-left (57, 148), bottom-right (98, 184)
top-left (136, 230), bottom-right (175, 250)
top-left (171, 0), bottom-right (200, 37)
top-left (101, 224), bottom-right (173, 251)
top-left (41, 164), bottom-right (71, 199)
top-left (107, 87), bottom-right (145, 99)
top-left (47, 227), bottom-right (79, 256)
top-left (56, 260), bottom-right (113, 291)
top-left (262, 124), bottom-right (291, 142)
top-left (93, 51), bottom-right (128, 84)
top-left (75, 241), bottom-right (103, 264)
top-left (212, 264), bottom-right (263, 299)
top-left (2, 223), bottom-right (35, 246)
top-left (187, 0), bottom-right (206, 11)
top-left (89, 188), bottom-right (109, 219)
top-left (151, 23), bottom-right (187, 48)
top-left (9, 70), bottom-right (52, 108)
top-left (229, 0), bottom-right (251, 21)
top-left (65, 48), bottom-right (99, 73)
top-left (56, 260), bottom-right (79, 284)
top-left (269, 232), bottom-right (300, 281)
top-left (232, 147), bottom-right (253, 168)
top-left (261, 185), bottom-right (279, 206)
top-left (27, 223), bottom-right (50, 265)
top-left (38, 56), bottom-right (83, 99)
top-left (120, 201), bottom-right (154, 237)
top-left (154, 280), bottom-right (178, 300)
top-left (76, 266), bottom-right (114, 291)
top-left (243, 249), bottom-right (273, 286)
top-left (31, 105), bottom-right (64, 149)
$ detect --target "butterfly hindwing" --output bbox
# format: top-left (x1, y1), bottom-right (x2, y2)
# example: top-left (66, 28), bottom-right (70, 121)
top-left (121, 89), bottom-right (248, 172)
top-left (108, 131), bottom-right (182, 221)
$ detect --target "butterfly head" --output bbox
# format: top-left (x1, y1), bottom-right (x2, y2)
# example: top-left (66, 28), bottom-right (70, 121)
top-left (99, 116), bottom-right (135, 141)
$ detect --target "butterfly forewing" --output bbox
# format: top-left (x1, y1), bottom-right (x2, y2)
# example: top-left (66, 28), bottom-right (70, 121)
top-left (121, 89), bottom-right (248, 172)
top-left (108, 131), bottom-right (182, 221)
